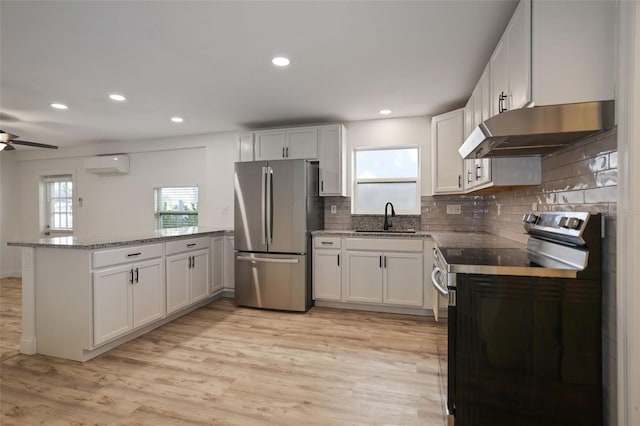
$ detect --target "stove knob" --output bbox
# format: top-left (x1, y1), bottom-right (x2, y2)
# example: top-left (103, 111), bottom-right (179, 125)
top-left (559, 217), bottom-right (570, 228)
top-left (523, 213), bottom-right (538, 224)
top-left (566, 217), bottom-right (583, 230)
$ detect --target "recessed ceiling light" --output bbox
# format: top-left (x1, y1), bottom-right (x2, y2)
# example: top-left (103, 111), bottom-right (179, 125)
top-left (272, 56), bottom-right (290, 67)
top-left (50, 103), bottom-right (68, 110)
top-left (109, 94), bottom-right (126, 101)
top-left (171, 117), bottom-right (184, 123)
top-left (379, 109), bottom-right (392, 115)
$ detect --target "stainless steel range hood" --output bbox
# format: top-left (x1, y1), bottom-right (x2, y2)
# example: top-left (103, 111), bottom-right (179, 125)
top-left (458, 100), bottom-right (615, 159)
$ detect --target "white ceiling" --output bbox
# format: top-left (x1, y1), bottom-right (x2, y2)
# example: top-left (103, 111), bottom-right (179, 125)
top-left (0, 0), bottom-right (517, 148)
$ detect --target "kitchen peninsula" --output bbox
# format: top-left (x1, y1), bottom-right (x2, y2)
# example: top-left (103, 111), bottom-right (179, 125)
top-left (8, 227), bottom-right (233, 362)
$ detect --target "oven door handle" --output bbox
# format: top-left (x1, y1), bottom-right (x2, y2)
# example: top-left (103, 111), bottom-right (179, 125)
top-left (431, 267), bottom-right (449, 296)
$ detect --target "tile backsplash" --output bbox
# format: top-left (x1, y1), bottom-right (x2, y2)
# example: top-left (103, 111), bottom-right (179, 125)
top-left (322, 128), bottom-right (617, 426)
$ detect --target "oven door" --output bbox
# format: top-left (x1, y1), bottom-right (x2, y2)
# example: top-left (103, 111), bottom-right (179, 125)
top-left (431, 248), bottom-right (449, 321)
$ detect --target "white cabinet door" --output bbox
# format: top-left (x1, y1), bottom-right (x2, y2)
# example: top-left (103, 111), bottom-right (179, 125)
top-left (211, 236), bottom-right (224, 293)
top-left (318, 125), bottom-right (346, 196)
top-left (490, 35), bottom-right (509, 116)
top-left (383, 252), bottom-right (423, 307)
top-left (190, 249), bottom-right (210, 303)
top-left (479, 66), bottom-right (491, 122)
top-left (474, 159), bottom-right (492, 187)
top-left (223, 236), bottom-right (235, 291)
top-left (238, 133), bottom-right (254, 162)
top-left (286, 127), bottom-right (317, 159)
top-left (166, 253), bottom-right (191, 314)
top-left (345, 251), bottom-right (383, 304)
top-left (431, 108), bottom-right (465, 194)
top-left (255, 130), bottom-right (285, 160)
top-left (132, 258), bottom-right (164, 329)
top-left (313, 249), bottom-right (342, 301)
top-left (93, 265), bottom-right (133, 346)
top-left (508, 0), bottom-right (531, 110)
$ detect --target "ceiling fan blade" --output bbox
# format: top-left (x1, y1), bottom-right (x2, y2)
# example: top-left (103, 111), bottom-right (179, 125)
top-left (12, 139), bottom-right (58, 149)
top-left (3, 144), bottom-right (16, 151)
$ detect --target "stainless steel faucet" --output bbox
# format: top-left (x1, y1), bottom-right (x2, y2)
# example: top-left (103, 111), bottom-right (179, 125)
top-left (383, 202), bottom-right (396, 230)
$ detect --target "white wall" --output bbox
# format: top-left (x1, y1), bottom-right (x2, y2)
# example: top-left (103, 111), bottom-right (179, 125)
top-left (344, 116), bottom-right (432, 197)
top-left (0, 154), bottom-right (22, 277)
top-left (0, 131), bottom-right (237, 277)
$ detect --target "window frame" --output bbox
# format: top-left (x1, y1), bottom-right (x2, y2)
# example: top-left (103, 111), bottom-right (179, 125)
top-left (42, 174), bottom-right (74, 234)
top-left (154, 186), bottom-right (199, 229)
top-left (352, 145), bottom-right (421, 215)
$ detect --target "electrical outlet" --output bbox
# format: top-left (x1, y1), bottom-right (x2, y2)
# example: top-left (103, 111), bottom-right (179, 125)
top-left (446, 204), bottom-right (461, 214)
top-left (532, 203), bottom-right (538, 211)
top-left (330, 205), bottom-right (337, 214)
top-left (497, 204), bottom-right (501, 216)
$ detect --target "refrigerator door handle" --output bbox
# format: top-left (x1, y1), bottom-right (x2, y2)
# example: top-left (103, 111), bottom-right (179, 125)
top-left (237, 256), bottom-right (300, 264)
top-left (267, 166), bottom-right (274, 245)
top-left (261, 166), bottom-right (267, 246)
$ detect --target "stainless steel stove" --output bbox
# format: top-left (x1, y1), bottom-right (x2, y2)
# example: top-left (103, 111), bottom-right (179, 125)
top-left (433, 212), bottom-right (603, 426)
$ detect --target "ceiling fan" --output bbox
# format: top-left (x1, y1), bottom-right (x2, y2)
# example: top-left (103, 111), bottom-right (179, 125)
top-left (0, 130), bottom-right (58, 151)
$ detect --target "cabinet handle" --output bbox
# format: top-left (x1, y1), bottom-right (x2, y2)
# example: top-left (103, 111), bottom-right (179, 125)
top-left (498, 91), bottom-right (508, 113)
top-left (188, 256), bottom-right (192, 269)
top-left (384, 256), bottom-right (387, 269)
top-left (187, 243), bottom-right (196, 247)
top-left (321, 180), bottom-right (324, 192)
top-left (286, 146), bottom-right (289, 157)
top-left (458, 175), bottom-right (462, 188)
top-left (467, 170), bottom-right (472, 185)
top-left (135, 268), bottom-right (139, 283)
top-left (129, 269), bottom-right (134, 284)
top-left (321, 241), bottom-right (333, 245)
top-left (337, 254), bottom-right (340, 266)
top-left (192, 256), bottom-right (195, 268)
top-left (476, 164), bottom-right (482, 180)
top-left (282, 146), bottom-right (285, 158)
top-left (127, 252), bottom-right (141, 257)
top-left (379, 255), bottom-right (382, 268)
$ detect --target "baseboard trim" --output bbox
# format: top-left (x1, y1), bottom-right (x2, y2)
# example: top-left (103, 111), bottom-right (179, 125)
top-left (315, 300), bottom-right (444, 317)
top-left (0, 271), bottom-right (22, 279)
top-left (19, 337), bottom-right (37, 355)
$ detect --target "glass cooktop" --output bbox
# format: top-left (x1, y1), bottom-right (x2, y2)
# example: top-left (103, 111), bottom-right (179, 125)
top-left (438, 247), bottom-right (539, 268)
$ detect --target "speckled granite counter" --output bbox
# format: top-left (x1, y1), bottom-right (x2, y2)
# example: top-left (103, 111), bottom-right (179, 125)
top-left (429, 231), bottom-right (525, 249)
top-left (7, 226), bottom-right (233, 250)
top-left (312, 230), bottom-right (431, 238)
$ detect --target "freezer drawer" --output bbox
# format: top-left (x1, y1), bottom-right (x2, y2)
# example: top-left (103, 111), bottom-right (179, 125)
top-left (235, 252), bottom-right (308, 312)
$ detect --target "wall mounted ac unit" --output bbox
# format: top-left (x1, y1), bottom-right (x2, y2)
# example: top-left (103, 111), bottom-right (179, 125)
top-left (83, 155), bottom-right (130, 174)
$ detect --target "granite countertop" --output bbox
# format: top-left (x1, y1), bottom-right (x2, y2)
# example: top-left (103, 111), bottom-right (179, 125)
top-left (7, 226), bottom-right (233, 250)
top-left (312, 230), bottom-right (431, 238)
top-left (429, 231), bottom-right (526, 249)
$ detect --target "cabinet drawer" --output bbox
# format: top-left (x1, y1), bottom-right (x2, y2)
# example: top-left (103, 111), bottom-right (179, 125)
top-left (165, 237), bottom-right (210, 256)
top-left (344, 238), bottom-right (423, 252)
top-left (314, 237), bottom-right (341, 249)
top-left (93, 243), bottom-right (163, 269)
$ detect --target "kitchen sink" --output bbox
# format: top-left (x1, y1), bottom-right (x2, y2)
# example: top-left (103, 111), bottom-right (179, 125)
top-left (355, 230), bottom-right (417, 234)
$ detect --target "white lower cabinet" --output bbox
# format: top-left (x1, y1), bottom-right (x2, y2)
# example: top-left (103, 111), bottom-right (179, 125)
top-left (223, 236), bottom-right (235, 292)
top-left (313, 249), bottom-right (342, 301)
top-left (166, 248), bottom-right (210, 315)
top-left (344, 251), bottom-right (383, 303)
top-left (314, 237), bottom-right (426, 310)
top-left (93, 257), bottom-right (164, 346)
top-left (211, 236), bottom-right (224, 294)
top-left (383, 252), bottom-right (423, 307)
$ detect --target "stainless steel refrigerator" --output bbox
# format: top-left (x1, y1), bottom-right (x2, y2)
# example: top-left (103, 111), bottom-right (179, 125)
top-left (234, 160), bottom-right (323, 312)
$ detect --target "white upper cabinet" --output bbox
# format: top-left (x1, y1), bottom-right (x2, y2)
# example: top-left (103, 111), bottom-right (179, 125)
top-left (489, 0), bottom-right (613, 116)
top-left (254, 127), bottom-right (318, 161)
top-left (237, 134), bottom-right (254, 162)
top-left (318, 124), bottom-right (347, 196)
top-left (431, 108), bottom-right (465, 194)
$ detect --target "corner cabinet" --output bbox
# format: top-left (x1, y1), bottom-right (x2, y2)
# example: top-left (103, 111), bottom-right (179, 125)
top-left (431, 108), bottom-right (465, 194)
top-left (318, 124), bottom-right (347, 196)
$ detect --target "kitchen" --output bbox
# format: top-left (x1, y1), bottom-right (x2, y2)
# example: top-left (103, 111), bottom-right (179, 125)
top-left (0, 1), bottom-right (638, 425)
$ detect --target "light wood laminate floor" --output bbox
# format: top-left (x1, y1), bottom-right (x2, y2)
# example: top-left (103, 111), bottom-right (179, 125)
top-left (0, 278), bottom-right (448, 425)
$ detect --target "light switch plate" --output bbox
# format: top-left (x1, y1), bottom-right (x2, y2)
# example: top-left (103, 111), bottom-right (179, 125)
top-left (330, 205), bottom-right (337, 214)
top-left (446, 204), bottom-right (461, 215)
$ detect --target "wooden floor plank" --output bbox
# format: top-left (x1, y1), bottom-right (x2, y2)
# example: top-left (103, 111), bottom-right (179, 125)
top-left (0, 277), bottom-right (448, 425)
